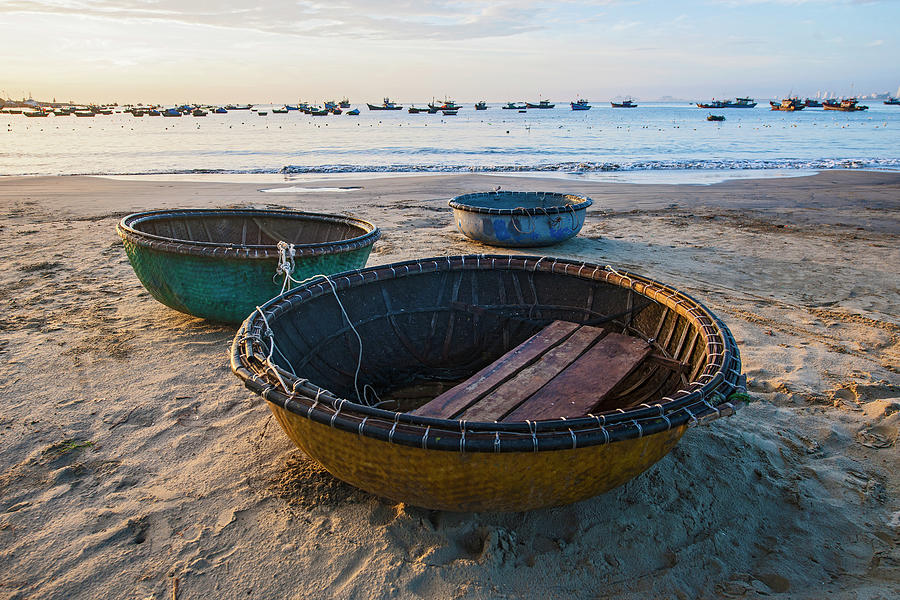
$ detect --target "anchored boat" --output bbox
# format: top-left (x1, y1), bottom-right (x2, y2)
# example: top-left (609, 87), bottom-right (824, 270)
top-left (367, 97), bottom-right (403, 110)
top-left (770, 98), bottom-right (805, 111)
top-left (231, 255), bottom-right (745, 512)
top-left (823, 98), bottom-right (869, 111)
top-left (117, 209), bottom-right (379, 323)
top-left (449, 191), bottom-right (591, 247)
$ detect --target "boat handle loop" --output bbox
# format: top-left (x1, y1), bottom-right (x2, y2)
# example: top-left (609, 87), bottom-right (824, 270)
top-left (567, 203), bottom-right (578, 229)
top-left (511, 207), bottom-right (535, 234)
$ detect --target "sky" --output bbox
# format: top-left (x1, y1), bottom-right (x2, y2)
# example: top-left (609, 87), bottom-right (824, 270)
top-left (1, 0), bottom-right (898, 104)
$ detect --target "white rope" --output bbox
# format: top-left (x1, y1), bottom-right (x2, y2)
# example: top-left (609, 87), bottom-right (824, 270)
top-left (275, 241), bottom-right (297, 294)
top-left (254, 306), bottom-right (291, 394)
top-left (270, 248), bottom-right (372, 406)
top-left (318, 275), bottom-right (366, 405)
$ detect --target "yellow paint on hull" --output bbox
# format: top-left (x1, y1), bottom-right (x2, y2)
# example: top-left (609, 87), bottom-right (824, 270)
top-left (269, 404), bottom-right (686, 512)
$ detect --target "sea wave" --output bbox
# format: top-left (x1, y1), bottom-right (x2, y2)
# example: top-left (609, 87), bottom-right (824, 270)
top-left (279, 158), bottom-right (900, 174)
top-left (6, 158), bottom-right (899, 178)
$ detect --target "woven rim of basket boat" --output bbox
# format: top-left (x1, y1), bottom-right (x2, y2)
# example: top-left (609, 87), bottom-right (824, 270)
top-left (116, 208), bottom-right (380, 260)
top-left (448, 192), bottom-right (592, 216)
top-left (231, 255), bottom-right (745, 453)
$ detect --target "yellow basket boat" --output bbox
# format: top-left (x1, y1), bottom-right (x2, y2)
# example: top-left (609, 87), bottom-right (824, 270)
top-left (231, 255), bottom-right (745, 512)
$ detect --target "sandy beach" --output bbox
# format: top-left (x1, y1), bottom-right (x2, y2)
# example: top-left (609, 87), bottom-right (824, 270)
top-left (0, 171), bottom-right (897, 599)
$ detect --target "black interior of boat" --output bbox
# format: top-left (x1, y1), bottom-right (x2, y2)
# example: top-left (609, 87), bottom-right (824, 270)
top-left (265, 265), bottom-right (706, 416)
top-left (132, 213), bottom-right (369, 247)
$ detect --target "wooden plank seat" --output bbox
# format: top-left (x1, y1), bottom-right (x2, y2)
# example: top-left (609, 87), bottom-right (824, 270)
top-left (410, 320), bottom-right (652, 422)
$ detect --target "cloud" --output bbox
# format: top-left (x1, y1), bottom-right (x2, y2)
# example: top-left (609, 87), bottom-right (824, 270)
top-left (0, 0), bottom-right (608, 40)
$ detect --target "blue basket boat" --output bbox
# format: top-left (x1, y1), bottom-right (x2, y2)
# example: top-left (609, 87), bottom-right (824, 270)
top-left (449, 191), bottom-right (592, 247)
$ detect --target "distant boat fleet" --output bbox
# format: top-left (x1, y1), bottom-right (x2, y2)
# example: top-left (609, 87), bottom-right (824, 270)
top-left (694, 95), bottom-right (875, 112)
top-left (2, 93), bottom-right (893, 119)
top-left (767, 97), bottom-right (870, 112)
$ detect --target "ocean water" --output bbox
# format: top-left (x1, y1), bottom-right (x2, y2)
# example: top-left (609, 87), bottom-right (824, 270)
top-left (2, 102), bottom-right (899, 181)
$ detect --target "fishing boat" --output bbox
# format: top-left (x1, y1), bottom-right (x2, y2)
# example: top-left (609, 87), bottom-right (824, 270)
top-left (147, 109), bottom-right (161, 116)
top-left (257, 110), bottom-right (268, 116)
top-left (339, 98), bottom-right (351, 108)
top-left (883, 97), bottom-right (900, 105)
top-left (570, 99), bottom-right (591, 110)
top-left (770, 98), bottom-right (804, 111)
top-left (272, 107), bottom-right (289, 114)
top-left (429, 98), bottom-right (462, 111)
top-left (23, 110), bottom-right (49, 117)
top-left (502, 102), bottom-right (527, 110)
top-left (192, 108), bottom-right (208, 117)
top-left (706, 114), bottom-right (725, 121)
top-left (722, 97), bottom-right (757, 108)
top-left (162, 108), bottom-right (181, 117)
top-left (346, 108), bottom-right (360, 116)
top-left (231, 255), bottom-right (745, 512)
top-left (475, 101), bottom-right (488, 110)
top-left (408, 106), bottom-right (428, 114)
top-left (367, 97), bottom-right (403, 110)
top-left (309, 108), bottom-right (328, 116)
top-left (804, 98), bottom-right (823, 108)
top-left (214, 107), bottom-right (228, 114)
top-left (823, 98), bottom-right (868, 111)
top-left (442, 109), bottom-right (458, 115)
top-left (525, 99), bottom-right (555, 109)
top-left (117, 209), bottom-right (379, 323)
top-left (74, 111), bottom-right (95, 117)
top-left (610, 99), bottom-right (637, 108)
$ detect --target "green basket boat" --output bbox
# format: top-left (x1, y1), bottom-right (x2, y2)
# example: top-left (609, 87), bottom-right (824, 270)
top-left (117, 208), bottom-right (380, 323)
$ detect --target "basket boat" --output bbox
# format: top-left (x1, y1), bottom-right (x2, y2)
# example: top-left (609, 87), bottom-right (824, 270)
top-left (231, 255), bottom-right (745, 512)
top-left (117, 209), bottom-right (379, 323)
top-left (449, 191), bottom-right (592, 247)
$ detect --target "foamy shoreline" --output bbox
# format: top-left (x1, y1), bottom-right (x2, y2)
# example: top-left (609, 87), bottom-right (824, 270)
top-left (0, 172), bottom-right (897, 599)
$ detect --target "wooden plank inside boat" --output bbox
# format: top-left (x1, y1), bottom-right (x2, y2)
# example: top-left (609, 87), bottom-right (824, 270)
top-left (410, 320), bottom-right (652, 422)
top-left (502, 332), bottom-right (651, 422)
top-left (409, 320), bottom-right (580, 419)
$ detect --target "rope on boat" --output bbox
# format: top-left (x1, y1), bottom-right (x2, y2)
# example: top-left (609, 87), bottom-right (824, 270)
top-left (271, 247), bottom-right (374, 407)
top-left (510, 207), bottom-right (535, 234)
top-left (254, 305), bottom-right (292, 394)
top-left (318, 274), bottom-right (365, 405)
top-left (566, 203), bottom-right (578, 230)
top-left (275, 241), bottom-right (297, 294)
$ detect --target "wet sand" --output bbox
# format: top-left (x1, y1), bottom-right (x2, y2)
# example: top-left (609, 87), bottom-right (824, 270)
top-left (0, 171), bottom-right (898, 599)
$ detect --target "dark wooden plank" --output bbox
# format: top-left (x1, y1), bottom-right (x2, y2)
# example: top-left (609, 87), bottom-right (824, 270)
top-left (457, 325), bottom-right (608, 422)
top-left (501, 332), bottom-right (651, 422)
top-left (410, 320), bottom-right (580, 419)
